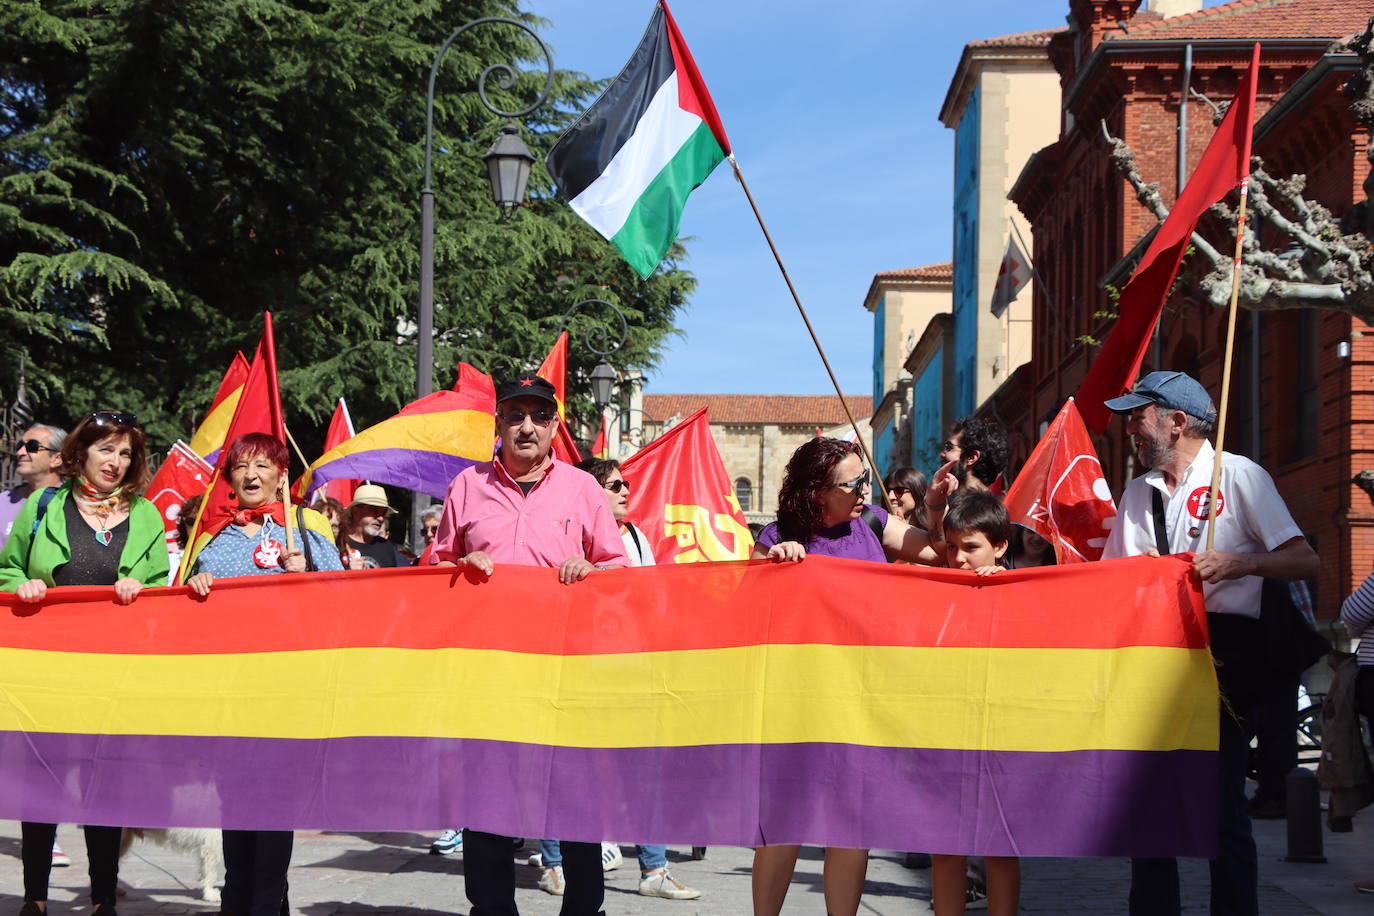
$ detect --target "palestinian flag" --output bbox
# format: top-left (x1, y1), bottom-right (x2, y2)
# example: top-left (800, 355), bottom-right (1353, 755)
top-left (546, 1), bottom-right (730, 279)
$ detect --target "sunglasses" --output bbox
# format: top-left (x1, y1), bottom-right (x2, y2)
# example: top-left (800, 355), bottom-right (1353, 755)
top-left (605, 479), bottom-right (631, 493)
top-left (89, 410), bottom-right (140, 428)
top-left (832, 469), bottom-right (871, 493)
top-left (498, 409), bottom-right (557, 427)
top-left (887, 486), bottom-right (911, 497)
top-left (15, 438), bottom-right (55, 454)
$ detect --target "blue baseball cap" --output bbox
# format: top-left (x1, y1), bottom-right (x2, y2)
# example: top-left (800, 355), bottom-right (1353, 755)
top-left (1104, 371), bottom-right (1217, 423)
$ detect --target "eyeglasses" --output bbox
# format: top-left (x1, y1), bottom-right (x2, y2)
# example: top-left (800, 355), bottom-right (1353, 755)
top-left (939, 440), bottom-right (960, 453)
top-left (605, 479), bottom-right (631, 493)
top-left (15, 439), bottom-right (55, 454)
top-left (832, 469), bottom-right (871, 493)
top-left (89, 410), bottom-right (140, 428)
top-left (498, 409), bottom-right (557, 427)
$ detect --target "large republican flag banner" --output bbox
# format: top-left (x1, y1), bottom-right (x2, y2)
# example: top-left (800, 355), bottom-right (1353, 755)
top-left (1003, 398), bottom-right (1118, 564)
top-left (620, 407), bottom-right (752, 562)
top-left (0, 555), bottom-right (1216, 856)
top-left (546, 1), bottom-right (730, 278)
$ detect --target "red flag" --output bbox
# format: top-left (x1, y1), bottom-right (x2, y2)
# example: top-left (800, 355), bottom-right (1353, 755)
top-left (592, 416), bottom-right (609, 459)
top-left (187, 352), bottom-right (250, 461)
top-left (179, 312), bottom-right (286, 579)
top-left (452, 362), bottom-right (497, 407)
top-left (620, 408), bottom-right (753, 563)
top-left (1003, 398), bottom-right (1118, 563)
top-left (1077, 43), bottom-right (1261, 432)
top-left (536, 332), bottom-right (569, 411)
top-left (145, 441), bottom-right (214, 556)
top-left (316, 398), bottom-right (359, 507)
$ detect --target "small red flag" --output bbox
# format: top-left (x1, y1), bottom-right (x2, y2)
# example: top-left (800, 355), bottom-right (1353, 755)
top-left (317, 398), bottom-right (359, 507)
top-left (592, 416), bottom-right (609, 459)
top-left (187, 351), bottom-right (250, 461)
top-left (1077, 43), bottom-right (1261, 432)
top-left (145, 441), bottom-right (213, 559)
top-left (1002, 398), bottom-right (1117, 563)
top-left (620, 408), bottom-right (753, 563)
top-left (536, 332), bottom-right (569, 411)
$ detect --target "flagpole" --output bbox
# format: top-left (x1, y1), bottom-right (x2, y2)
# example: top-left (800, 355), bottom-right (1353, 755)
top-left (728, 154), bottom-right (894, 514)
top-left (282, 423), bottom-right (311, 471)
top-left (1204, 178), bottom-right (1249, 552)
top-left (280, 476), bottom-right (297, 557)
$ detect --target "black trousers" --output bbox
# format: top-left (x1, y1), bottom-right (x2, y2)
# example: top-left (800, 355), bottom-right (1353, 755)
top-left (1249, 674), bottom-right (1300, 803)
top-left (21, 822), bottom-right (122, 906)
top-left (221, 829), bottom-right (293, 916)
top-left (463, 830), bottom-right (603, 916)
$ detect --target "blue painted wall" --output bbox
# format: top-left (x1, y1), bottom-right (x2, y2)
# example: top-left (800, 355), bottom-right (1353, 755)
top-left (873, 420), bottom-right (894, 478)
top-left (872, 296), bottom-right (886, 407)
top-left (952, 87), bottom-right (980, 418)
top-left (910, 348), bottom-right (944, 477)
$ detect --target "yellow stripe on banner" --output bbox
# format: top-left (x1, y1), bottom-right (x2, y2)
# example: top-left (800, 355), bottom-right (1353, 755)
top-left (187, 388), bottom-right (244, 458)
top-left (0, 645), bottom-right (1218, 752)
top-left (311, 411), bottom-right (493, 465)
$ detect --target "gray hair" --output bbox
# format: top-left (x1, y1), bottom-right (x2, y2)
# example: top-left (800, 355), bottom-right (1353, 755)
top-left (29, 424), bottom-right (68, 452)
top-left (1183, 412), bottom-right (1215, 439)
top-left (420, 505), bottom-right (443, 522)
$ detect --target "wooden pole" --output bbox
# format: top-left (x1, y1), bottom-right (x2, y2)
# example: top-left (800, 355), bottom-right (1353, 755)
top-left (280, 475), bottom-right (296, 556)
top-left (1205, 178), bottom-right (1251, 551)
top-left (728, 155), bottom-right (894, 514)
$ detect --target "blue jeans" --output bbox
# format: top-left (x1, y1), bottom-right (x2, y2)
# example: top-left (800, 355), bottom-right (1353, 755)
top-left (1129, 704), bottom-right (1257, 915)
top-left (540, 840), bottom-right (667, 872)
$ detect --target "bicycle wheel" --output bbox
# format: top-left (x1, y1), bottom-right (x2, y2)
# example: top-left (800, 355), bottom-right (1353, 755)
top-left (1295, 700), bottom-right (1322, 767)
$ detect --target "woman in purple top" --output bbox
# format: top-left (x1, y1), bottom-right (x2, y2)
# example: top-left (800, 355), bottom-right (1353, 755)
top-left (750, 437), bottom-right (941, 916)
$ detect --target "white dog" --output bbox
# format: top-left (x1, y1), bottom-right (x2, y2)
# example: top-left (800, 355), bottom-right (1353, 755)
top-left (119, 828), bottom-right (223, 903)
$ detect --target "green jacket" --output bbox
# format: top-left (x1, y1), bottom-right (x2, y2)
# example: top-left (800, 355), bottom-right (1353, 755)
top-left (0, 482), bottom-right (170, 591)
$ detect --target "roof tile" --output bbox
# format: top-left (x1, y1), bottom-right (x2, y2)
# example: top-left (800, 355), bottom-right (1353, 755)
top-left (1106, 0), bottom-right (1369, 41)
top-left (642, 394), bottom-right (872, 426)
top-left (873, 261), bottom-right (954, 281)
top-left (968, 27), bottom-right (1066, 49)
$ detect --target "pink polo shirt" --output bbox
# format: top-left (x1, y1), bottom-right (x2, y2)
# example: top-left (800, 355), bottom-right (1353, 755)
top-left (430, 455), bottom-right (628, 569)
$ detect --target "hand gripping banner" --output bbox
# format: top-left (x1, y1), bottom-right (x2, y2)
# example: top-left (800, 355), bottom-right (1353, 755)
top-left (0, 556), bottom-right (1217, 857)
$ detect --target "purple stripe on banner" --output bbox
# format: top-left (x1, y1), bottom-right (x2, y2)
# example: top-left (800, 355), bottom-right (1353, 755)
top-left (0, 733), bottom-right (1216, 857)
top-left (307, 449), bottom-right (480, 499)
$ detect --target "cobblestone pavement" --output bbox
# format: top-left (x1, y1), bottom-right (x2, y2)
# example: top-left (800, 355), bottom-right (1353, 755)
top-left (0, 815), bottom-right (1368, 916)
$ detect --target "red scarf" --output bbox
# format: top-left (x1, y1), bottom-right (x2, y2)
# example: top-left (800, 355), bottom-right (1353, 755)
top-left (199, 500), bottom-right (288, 542)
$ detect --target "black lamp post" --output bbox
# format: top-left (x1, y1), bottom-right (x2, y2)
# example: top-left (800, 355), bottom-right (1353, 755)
top-left (557, 298), bottom-right (629, 436)
top-left (415, 18), bottom-right (552, 546)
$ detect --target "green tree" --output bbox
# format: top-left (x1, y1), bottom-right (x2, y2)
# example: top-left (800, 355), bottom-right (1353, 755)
top-left (1, 0), bottom-right (695, 459)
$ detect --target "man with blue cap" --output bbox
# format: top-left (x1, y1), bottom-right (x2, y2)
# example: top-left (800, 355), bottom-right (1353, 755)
top-left (1101, 370), bottom-right (1318, 916)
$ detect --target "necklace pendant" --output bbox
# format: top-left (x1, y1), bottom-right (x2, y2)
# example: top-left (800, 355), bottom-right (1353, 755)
top-left (95, 528), bottom-right (112, 547)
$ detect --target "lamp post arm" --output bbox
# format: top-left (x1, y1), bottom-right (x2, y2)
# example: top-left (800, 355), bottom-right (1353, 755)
top-left (557, 298), bottom-right (629, 357)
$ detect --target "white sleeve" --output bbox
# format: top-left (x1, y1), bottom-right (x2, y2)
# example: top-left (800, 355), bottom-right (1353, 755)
top-left (1231, 461), bottom-right (1303, 552)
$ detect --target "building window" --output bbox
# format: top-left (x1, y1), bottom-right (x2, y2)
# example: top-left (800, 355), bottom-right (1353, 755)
top-left (1294, 310), bottom-right (1318, 460)
top-left (735, 477), bottom-right (753, 513)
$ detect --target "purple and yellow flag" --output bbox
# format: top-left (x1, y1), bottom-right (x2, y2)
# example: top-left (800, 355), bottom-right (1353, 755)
top-left (0, 556), bottom-right (1216, 855)
top-left (295, 364), bottom-right (496, 500)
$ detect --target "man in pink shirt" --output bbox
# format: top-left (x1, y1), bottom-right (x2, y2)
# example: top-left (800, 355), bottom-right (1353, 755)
top-left (430, 373), bottom-right (626, 916)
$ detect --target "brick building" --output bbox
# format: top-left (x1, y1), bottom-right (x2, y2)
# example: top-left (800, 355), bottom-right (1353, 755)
top-left (641, 394), bottom-right (872, 526)
top-left (994, 0), bottom-right (1372, 618)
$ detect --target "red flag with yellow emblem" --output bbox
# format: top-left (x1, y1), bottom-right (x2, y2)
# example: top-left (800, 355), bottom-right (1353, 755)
top-left (620, 408), bottom-right (752, 563)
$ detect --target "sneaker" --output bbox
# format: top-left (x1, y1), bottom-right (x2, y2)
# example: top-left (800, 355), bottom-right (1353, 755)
top-left (538, 865), bottom-right (565, 895)
top-left (429, 829), bottom-right (463, 856)
top-left (52, 843), bottom-right (70, 867)
top-left (600, 842), bottom-right (623, 872)
top-left (965, 876), bottom-right (988, 910)
top-left (527, 852), bottom-right (543, 867)
top-left (639, 869), bottom-right (702, 900)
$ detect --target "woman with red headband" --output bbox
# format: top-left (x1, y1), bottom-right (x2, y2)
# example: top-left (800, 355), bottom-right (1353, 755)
top-left (0, 410), bottom-right (167, 916)
top-left (184, 432), bottom-right (341, 916)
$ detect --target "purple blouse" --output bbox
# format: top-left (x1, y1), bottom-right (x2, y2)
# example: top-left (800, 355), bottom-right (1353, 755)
top-left (757, 505), bottom-right (889, 563)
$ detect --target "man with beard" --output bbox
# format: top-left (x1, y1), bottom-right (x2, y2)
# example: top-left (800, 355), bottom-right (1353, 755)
top-left (430, 373), bottom-right (626, 916)
top-left (2, 423), bottom-right (66, 548)
top-left (343, 484), bottom-right (408, 568)
top-left (923, 416), bottom-right (1008, 566)
top-left (1101, 370), bottom-right (1318, 916)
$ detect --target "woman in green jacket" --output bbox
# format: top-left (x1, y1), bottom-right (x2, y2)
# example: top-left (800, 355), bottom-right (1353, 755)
top-left (0, 410), bottom-right (168, 916)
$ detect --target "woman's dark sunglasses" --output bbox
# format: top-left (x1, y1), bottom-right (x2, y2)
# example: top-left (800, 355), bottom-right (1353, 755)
top-left (605, 479), bottom-right (631, 493)
top-left (89, 410), bottom-right (140, 428)
top-left (15, 439), bottom-right (55, 454)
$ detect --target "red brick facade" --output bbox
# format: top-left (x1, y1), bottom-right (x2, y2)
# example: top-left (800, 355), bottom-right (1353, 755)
top-left (994, 0), bottom-right (1371, 618)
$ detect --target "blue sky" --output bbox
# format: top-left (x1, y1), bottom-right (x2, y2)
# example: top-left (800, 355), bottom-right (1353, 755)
top-left (524, 2), bottom-right (1209, 397)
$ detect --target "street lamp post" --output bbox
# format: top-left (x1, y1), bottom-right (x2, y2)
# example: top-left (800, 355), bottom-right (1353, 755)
top-left (415, 18), bottom-right (552, 546)
top-left (557, 298), bottom-right (630, 440)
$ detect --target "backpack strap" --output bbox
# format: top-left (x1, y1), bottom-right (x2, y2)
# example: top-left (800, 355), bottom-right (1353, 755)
top-left (625, 523), bottom-right (645, 564)
top-left (1149, 488), bottom-right (1170, 555)
top-left (295, 505), bottom-right (316, 572)
top-left (25, 486), bottom-right (60, 576)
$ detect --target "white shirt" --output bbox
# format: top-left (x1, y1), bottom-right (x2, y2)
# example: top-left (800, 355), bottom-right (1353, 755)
top-left (1102, 440), bottom-right (1303, 618)
top-left (620, 522), bottom-right (656, 567)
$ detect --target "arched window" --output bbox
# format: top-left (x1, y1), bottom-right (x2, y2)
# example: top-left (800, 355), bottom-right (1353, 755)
top-left (734, 477), bottom-right (753, 513)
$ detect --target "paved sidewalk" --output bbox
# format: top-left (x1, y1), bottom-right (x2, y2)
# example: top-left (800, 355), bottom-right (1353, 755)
top-left (0, 814), bottom-right (1369, 915)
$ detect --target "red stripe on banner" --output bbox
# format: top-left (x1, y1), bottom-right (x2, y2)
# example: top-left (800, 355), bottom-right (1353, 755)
top-left (0, 555), bottom-right (1206, 656)
top-left (660, 1), bottom-right (731, 155)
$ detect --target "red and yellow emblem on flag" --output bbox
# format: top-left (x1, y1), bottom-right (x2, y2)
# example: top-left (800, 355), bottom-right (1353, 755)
top-left (621, 407), bottom-right (752, 562)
